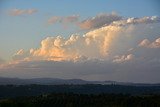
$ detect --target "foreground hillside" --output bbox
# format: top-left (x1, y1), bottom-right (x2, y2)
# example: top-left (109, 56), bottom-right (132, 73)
top-left (0, 84), bottom-right (160, 98)
top-left (0, 93), bottom-right (160, 107)
top-left (0, 84), bottom-right (160, 107)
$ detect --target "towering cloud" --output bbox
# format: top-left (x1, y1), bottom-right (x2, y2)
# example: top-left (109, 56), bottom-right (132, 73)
top-left (15, 24), bottom-right (131, 61)
top-left (10, 16), bottom-right (160, 62)
top-left (0, 15), bottom-right (160, 83)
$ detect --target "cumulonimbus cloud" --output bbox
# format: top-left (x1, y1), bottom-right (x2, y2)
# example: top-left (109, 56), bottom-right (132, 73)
top-left (9, 8), bottom-right (37, 16)
top-left (1, 15), bottom-right (160, 83)
top-left (12, 24), bottom-right (129, 61)
top-left (11, 15), bottom-right (160, 62)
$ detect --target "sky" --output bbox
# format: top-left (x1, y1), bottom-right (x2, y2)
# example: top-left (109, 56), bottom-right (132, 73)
top-left (0, 0), bottom-right (160, 83)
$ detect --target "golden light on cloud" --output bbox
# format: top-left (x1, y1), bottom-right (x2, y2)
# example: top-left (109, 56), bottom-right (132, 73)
top-left (9, 15), bottom-right (160, 63)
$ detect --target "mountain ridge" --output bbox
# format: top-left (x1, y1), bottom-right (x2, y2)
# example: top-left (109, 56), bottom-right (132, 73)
top-left (0, 77), bottom-right (159, 86)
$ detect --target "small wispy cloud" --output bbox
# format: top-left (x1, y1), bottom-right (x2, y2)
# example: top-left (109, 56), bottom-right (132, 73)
top-left (113, 54), bottom-right (135, 63)
top-left (9, 8), bottom-right (38, 16)
top-left (48, 15), bottom-right (79, 25)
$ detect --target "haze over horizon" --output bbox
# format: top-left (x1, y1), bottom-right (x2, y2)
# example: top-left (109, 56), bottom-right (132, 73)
top-left (0, 0), bottom-right (160, 83)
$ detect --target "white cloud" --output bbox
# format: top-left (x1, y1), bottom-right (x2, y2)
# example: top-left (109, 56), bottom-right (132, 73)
top-left (139, 38), bottom-right (160, 48)
top-left (113, 54), bottom-right (134, 63)
top-left (138, 39), bottom-right (150, 47)
top-left (9, 9), bottom-right (37, 16)
top-left (112, 16), bottom-right (160, 26)
top-left (151, 38), bottom-right (160, 48)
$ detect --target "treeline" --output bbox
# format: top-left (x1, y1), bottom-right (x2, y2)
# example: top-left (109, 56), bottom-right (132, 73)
top-left (0, 93), bottom-right (160, 107)
top-left (0, 84), bottom-right (160, 98)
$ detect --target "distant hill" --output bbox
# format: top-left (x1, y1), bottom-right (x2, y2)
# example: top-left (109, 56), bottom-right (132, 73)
top-left (0, 77), bottom-right (92, 85)
top-left (0, 77), bottom-right (160, 98)
top-left (0, 77), bottom-right (159, 86)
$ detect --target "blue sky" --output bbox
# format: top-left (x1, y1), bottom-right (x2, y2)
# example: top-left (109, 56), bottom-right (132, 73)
top-left (0, 0), bottom-right (160, 60)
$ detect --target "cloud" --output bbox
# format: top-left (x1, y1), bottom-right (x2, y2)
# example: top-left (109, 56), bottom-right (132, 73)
top-left (112, 16), bottom-right (160, 26)
top-left (48, 15), bottom-right (79, 25)
top-left (152, 38), bottom-right (160, 48)
top-left (138, 39), bottom-right (150, 47)
top-left (48, 16), bottom-right (60, 24)
top-left (1, 15), bottom-right (160, 83)
top-left (47, 13), bottom-right (160, 31)
top-left (9, 9), bottom-right (37, 16)
top-left (0, 57), bottom-right (160, 83)
top-left (12, 49), bottom-right (30, 61)
top-left (14, 24), bottom-right (131, 61)
top-left (79, 13), bottom-right (122, 30)
top-left (113, 54), bottom-right (134, 63)
top-left (62, 15), bottom-right (79, 23)
top-left (10, 15), bottom-right (160, 62)
top-left (127, 16), bottom-right (160, 24)
top-left (139, 38), bottom-right (160, 48)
